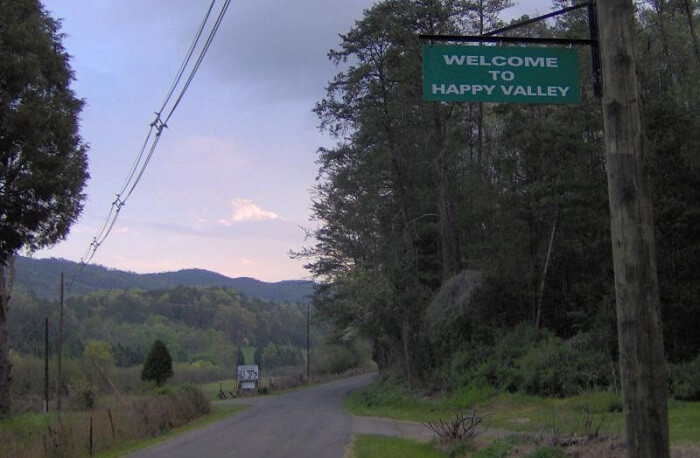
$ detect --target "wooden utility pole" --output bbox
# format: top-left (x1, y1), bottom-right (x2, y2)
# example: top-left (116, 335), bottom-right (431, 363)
top-left (306, 303), bottom-right (310, 382)
top-left (44, 317), bottom-right (49, 413)
top-left (597, 1), bottom-right (670, 456)
top-left (57, 273), bottom-right (64, 411)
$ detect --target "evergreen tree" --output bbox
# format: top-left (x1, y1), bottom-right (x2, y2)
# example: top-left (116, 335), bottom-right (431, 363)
top-left (0, 0), bottom-right (89, 416)
top-left (141, 340), bottom-right (173, 387)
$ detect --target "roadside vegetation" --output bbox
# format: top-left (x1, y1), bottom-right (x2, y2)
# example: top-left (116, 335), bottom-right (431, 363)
top-left (0, 385), bottom-right (218, 457)
top-left (1, 281), bottom-right (375, 456)
top-left (305, 0), bottom-right (699, 455)
top-left (346, 375), bottom-right (700, 441)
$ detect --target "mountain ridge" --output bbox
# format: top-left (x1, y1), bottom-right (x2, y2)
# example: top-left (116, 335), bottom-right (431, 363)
top-left (13, 256), bottom-right (314, 303)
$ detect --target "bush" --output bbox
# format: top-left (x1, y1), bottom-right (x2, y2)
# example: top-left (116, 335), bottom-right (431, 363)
top-left (310, 341), bottom-right (357, 374)
top-left (668, 354), bottom-right (700, 401)
top-left (516, 336), bottom-right (610, 397)
top-left (448, 325), bottom-right (611, 397)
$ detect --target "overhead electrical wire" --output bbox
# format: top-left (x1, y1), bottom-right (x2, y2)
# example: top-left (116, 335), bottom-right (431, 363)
top-left (66, 0), bottom-right (231, 290)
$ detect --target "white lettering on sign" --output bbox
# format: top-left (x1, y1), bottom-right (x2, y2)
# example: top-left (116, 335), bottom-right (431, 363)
top-left (499, 85), bottom-right (570, 97)
top-left (432, 84), bottom-right (496, 95)
top-left (443, 55), bottom-right (559, 68)
top-left (433, 83), bottom-right (570, 98)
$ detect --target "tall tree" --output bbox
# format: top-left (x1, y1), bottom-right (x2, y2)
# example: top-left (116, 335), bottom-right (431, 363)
top-left (141, 340), bottom-right (174, 387)
top-left (0, 0), bottom-right (89, 416)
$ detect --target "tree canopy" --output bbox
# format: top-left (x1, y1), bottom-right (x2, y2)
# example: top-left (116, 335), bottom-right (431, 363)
top-left (0, 0), bottom-right (89, 261)
top-left (0, 0), bottom-right (89, 417)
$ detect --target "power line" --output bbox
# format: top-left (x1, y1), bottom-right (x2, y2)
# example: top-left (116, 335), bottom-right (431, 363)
top-left (66, 0), bottom-right (231, 291)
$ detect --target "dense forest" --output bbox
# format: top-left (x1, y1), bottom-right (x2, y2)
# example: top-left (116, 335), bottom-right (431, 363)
top-left (10, 285), bottom-right (316, 368)
top-left (300, 0), bottom-right (700, 396)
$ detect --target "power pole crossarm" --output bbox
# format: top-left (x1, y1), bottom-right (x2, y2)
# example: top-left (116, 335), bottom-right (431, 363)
top-left (597, 1), bottom-right (670, 456)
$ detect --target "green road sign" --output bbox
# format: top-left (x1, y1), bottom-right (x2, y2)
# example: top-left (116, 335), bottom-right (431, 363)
top-left (423, 44), bottom-right (581, 104)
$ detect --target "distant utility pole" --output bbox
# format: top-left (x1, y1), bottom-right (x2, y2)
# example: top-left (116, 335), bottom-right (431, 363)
top-left (597, 1), bottom-right (670, 456)
top-left (44, 317), bottom-right (49, 413)
top-left (57, 273), bottom-right (64, 412)
top-left (306, 303), bottom-right (310, 382)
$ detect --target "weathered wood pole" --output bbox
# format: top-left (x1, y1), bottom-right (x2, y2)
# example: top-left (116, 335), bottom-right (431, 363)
top-left (57, 272), bottom-right (64, 412)
top-left (44, 317), bottom-right (49, 413)
top-left (597, 1), bottom-right (670, 457)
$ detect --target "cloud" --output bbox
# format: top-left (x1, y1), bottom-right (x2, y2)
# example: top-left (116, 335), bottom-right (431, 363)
top-left (227, 199), bottom-right (280, 223)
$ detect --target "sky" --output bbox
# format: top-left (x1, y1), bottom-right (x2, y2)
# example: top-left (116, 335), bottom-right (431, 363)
top-left (37, 0), bottom-right (547, 281)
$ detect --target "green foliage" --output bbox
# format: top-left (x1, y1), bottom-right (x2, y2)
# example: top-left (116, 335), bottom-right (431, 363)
top-left (1, 0), bottom-right (89, 418)
top-left (142, 340), bottom-right (173, 387)
top-left (236, 347), bottom-right (245, 366)
top-left (84, 339), bottom-right (115, 367)
top-left (471, 438), bottom-right (515, 458)
top-left (8, 285), bottom-right (322, 371)
top-left (258, 342), bottom-right (305, 371)
top-left (0, 1), bottom-right (89, 261)
top-left (299, 0), bottom-right (700, 396)
top-left (668, 354), bottom-right (700, 401)
top-left (448, 326), bottom-right (611, 397)
top-left (311, 339), bottom-right (357, 374)
top-left (446, 440), bottom-right (474, 458)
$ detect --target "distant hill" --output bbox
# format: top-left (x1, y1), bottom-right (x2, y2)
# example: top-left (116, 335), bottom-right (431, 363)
top-left (13, 256), bottom-right (315, 303)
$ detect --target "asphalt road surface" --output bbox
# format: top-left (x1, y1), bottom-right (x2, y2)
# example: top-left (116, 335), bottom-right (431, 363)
top-left (130, 373), bottom-right (431, 458)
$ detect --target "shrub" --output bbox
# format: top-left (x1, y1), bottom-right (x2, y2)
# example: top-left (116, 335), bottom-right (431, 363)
top-left (668, 354), bottom-right (700, 401)
top-left (448, 325), bottom-right (612, 397)
top-left (516, 336), bottom-right (610, 397)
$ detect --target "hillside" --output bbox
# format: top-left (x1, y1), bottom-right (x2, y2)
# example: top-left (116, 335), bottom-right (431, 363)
top-left (13, 256), bottom-right (314, 303)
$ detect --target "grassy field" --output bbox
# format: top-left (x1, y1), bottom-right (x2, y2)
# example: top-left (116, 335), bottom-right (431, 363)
top-left (345, 379), bottom-right (700, 444)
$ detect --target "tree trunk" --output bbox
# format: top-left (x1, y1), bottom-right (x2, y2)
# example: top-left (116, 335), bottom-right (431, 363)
top-left (0, 255), bottom-right (15, 418)
top-left (650, 0), bottom-right (680, 90)
top-left (401, 313), bottom-right (413, 387)
top-left (679, 0), bottom-right (700, 67)
top-left (535, 208), bottom-right (558, 330)
top-left (598, 2), bottom-right (670, 457)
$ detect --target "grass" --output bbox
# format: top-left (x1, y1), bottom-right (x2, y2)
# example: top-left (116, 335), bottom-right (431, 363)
top-left (345, 379), bottom-right (700, 444)
top-left (347, 435), bottom-right (445, 458)
top-left (1, 411), bottom-right (64, 439)
top-left (471, 437), bottom-right (516, 458)
top-left (199, 378), bottom-right (239, 400)
top-left (96, 404), bottom-right (247, 457)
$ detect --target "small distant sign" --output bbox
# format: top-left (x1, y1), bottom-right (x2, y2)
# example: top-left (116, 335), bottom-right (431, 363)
top-left (423, 44), bottom-right (580, 104)
top-left (237, 364), bottom-right (259, 382)
top-left (240, 381), bottom-right (256, 390)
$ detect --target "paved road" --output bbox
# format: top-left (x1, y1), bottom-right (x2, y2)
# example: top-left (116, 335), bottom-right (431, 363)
top-left (131, 374), bottom-right (432, 458)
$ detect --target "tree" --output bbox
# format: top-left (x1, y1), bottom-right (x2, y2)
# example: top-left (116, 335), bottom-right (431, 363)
top-left (236, 346), bottom-right (245, 366)
top-left (141, 340), bottom-right (173, 387)
top-left (83, 339), bottom-right (115, 390)
top-left (0, 0), bottom-right (89, 416)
